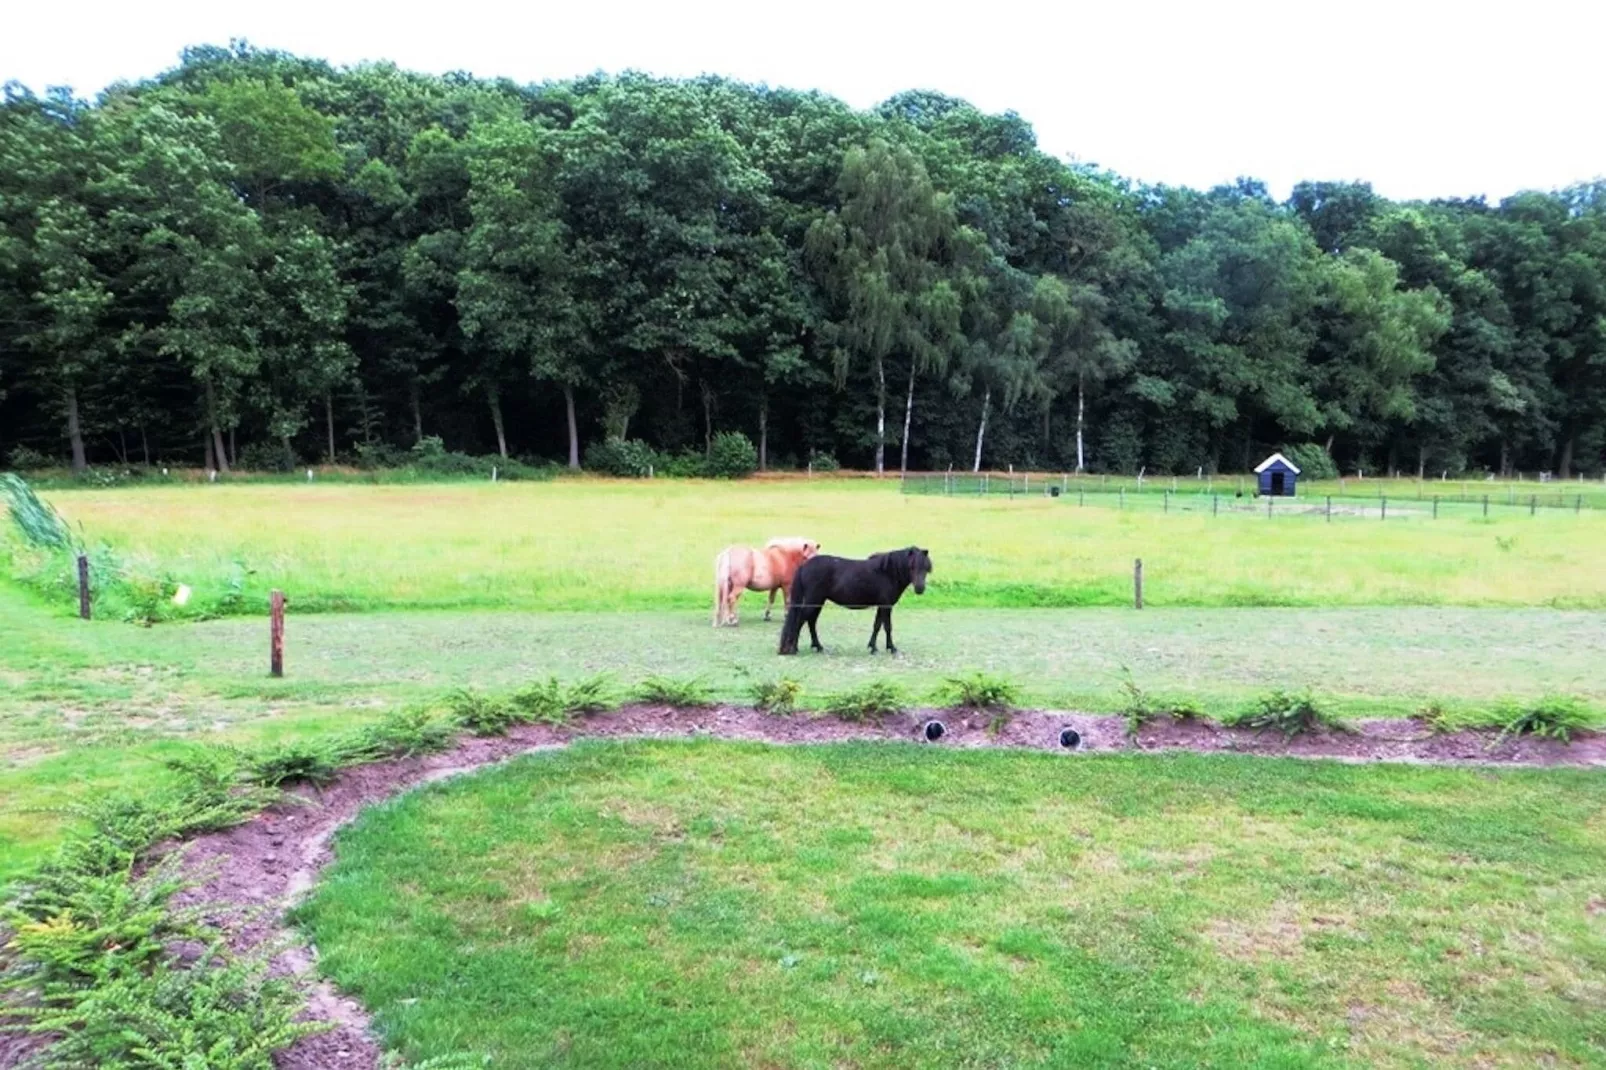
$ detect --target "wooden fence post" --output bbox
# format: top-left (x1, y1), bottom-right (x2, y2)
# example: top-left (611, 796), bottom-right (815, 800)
top-left (1212, 494), bottom-right (1219, 516)
top-left (1530, 495), bottom-right (1537, 517)
top-left (77, 553), bottom-right (91, 620)
top-left (1133, 558), bottom-right (1143, 610)
top-left (1433, 496), bottom-right (1439, 519)
top-left (1483, 494), bottom-right (1489, 517)
top-left (1326, 495), bottom-right (1332, 522)
top-left (1381, 496), bottom-right (1387, 520)
top-left (270, 590), bottom-right (285, 678)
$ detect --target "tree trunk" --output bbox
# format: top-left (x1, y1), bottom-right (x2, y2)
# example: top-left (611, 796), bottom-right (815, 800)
top-left (205, 380), bottom-right (230, 473)
top-left (410, 382), bottom-right (423, 444)
top-left (325, 393), bottom-right (336, 464)
top-left (758, 397), bottom-right (768, 472)
top-left (1417, 444), bottom-right (1426, 480)
top-left (282, 435), bottom-right (295, 471)
top-left (972, 387), bottom-right (990, 472)
top-left (116, 428), bottom-right (129, 465)
top-left (204, 433), bottom-right (215, 473)
top-left (702, 381), bottom-right (714, 456)
top-left (899, 361), bottom-right (916, 475)
top-left (563, 384), bottom-right (580, 470)
top-left (65, 386), bottom-right (87, 474)
top-left (1075, 374), bottom-right (1086, 473)
top-left (140, 426), bottom-right (150, 467)
top-left (229, 427), bottom-right (236, 469)
top-left (487, 386), bottom-right (508, 459)
top-left (873, 358), bottom-right (886, 475)
top-left (1500, 438), bottom-right (1510, 478)
top-left (1558, 433), bottom-right (1575, 479)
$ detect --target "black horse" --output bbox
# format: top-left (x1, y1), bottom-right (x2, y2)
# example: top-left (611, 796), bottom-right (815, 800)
top-left (777, 547), bottom-right (933, 655)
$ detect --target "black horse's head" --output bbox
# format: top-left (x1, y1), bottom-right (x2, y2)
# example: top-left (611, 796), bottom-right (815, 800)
top-left (884, 546), bottom-right (932, 594)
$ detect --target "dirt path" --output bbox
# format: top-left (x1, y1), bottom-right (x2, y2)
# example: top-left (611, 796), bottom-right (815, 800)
top-left (159, 706), bottom-right (1603, 1069)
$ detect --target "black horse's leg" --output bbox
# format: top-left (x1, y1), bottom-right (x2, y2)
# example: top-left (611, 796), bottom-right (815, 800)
top-left (868, 607), bottom-right (886, 653)
top-left (807, 607), bottom-right (823, 652)
top-left (884, 608), bottom-right (896, 655)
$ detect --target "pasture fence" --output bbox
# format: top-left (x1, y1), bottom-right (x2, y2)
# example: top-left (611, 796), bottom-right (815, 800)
top-left (899, 471), bottom-right (1604, 521)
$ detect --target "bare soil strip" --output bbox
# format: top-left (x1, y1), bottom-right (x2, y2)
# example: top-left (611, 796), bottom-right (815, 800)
top-left (144, 708), bottom-right (1605, 1068)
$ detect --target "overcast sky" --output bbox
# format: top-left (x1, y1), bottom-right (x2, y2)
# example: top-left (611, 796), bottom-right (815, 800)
top-left (5, 0), bottom-right (1602, 203)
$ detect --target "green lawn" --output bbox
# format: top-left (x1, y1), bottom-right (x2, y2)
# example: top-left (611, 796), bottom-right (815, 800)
top-left (298, 739), bottom-right (1606, 1069)
top-left (21, 478), bottom-right (1606, 615)
top-left (4, 577), bottom-right (1605, 883)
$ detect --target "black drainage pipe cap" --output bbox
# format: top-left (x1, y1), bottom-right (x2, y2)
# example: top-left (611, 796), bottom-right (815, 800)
top-left (923, 720), bottom-right (946, 742)
top-left (1059, 727), bottom-right (1082, 750)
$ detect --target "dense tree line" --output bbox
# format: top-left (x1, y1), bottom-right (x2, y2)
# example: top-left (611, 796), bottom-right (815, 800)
top-left (3, 43), bottom-right (1603, 478)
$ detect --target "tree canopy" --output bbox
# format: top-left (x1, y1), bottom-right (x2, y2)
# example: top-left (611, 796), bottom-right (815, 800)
top-left (3, 44), bottom-right (1603, 478)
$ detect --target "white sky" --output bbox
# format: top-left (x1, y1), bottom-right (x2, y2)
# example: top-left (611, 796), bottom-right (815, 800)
top-left (5, 0), bottom-right (1602, 203)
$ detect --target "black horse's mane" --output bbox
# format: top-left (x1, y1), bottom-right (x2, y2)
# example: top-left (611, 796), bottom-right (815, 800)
top-left (873, 547), bottom-right (930, 584)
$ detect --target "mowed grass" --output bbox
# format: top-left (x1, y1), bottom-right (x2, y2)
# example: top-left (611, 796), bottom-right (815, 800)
top-left (298, 739), bottom-right (1606, 1069)
top-left (31, 478), bottom-right (1606, 612)
top-left (4, 574), bottom-right (1605, 883)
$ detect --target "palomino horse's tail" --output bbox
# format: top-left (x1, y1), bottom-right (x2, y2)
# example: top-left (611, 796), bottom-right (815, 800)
top-left (713, 548), bottom-right (732, 627)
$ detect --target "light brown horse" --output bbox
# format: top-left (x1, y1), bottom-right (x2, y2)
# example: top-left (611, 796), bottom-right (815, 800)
top-left (713, 536), bottom-right (820, 627)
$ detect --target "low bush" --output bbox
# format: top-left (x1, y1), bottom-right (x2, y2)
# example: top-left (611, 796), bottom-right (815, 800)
top-left (1225, 688), bottom-right (1347, 739)
top-left (341, 706), bottom-right (458, 762)
top-left (822, 680), bottom-right (907, 724)
top-left (1280, 442), bottom-right (1339, 481)
top-left (584, 438), bottom-right (661, 477)
top-left (0, 764), bottom-right (325, 1065)
top-left (660, 450), bottom-right (707, 478)
top-left (245, 740), bottom-right (343, 788)
top-left (635, 676), bottom-right (713, 707)
top-left (509, 674), bottom-right (614, 725)
top-left (806, 449), bottom-right (840, 473)
top-left (1494, 696), bottom-right (1599, 744)
top-left (937, 672), bottom-right (1021, 710)
top-left (750, 677), bottom-right (803, 715)
top-left (1118, 670), bottom-right (1204, 738)
top-left (6, 444), bottom-right (54, 470)
top-left (446, 689), bottom-right (522, 737)
top-left (705, 432), bottom-right (758, 478)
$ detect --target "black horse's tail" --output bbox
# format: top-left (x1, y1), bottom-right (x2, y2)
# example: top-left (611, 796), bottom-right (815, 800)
top-left (777, 602), bottom-right (805, 654)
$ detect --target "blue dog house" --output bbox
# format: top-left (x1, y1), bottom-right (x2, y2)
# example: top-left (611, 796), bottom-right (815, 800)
top-left (1254, 453), bottom-right (1300, 497)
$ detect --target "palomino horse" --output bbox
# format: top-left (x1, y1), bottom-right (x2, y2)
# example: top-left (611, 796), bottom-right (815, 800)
top-left (713, 536), bottom-right (820, 627)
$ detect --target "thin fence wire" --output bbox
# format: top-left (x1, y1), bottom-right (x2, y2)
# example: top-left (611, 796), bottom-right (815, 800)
top-left (899, 472), bottom-right (1604, 519)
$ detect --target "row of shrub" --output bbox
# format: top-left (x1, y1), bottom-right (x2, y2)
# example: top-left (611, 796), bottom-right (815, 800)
top-left (8, 434), bottom-right (849, 482)
top-left (584, 432), bottom-right (759, 479)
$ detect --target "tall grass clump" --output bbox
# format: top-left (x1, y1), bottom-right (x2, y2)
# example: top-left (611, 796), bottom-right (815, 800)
top-left (822, 680), bottom-right (907, 724)
top-left (1225, 689), bottom-right (1348, 739)
top-left (2, 471), bottom-right (76, 550)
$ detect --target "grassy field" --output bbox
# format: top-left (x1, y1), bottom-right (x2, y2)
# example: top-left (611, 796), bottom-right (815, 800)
top-left (299, 739), bottom-right (1606, 1069)
top-left (19, 478), bottom-right (1606, 615)
top-left (4, 571), bottom-right (1604, 884)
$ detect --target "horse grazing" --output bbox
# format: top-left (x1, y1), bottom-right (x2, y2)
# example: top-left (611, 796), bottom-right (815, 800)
top-left (778, 547), bottom-right (933, 655)
top-left (713, 536), bottom-right (821, 627)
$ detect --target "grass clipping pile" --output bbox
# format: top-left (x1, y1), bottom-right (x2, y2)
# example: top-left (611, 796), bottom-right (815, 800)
top-left (1, 683), bottom-right (1601, 1069)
